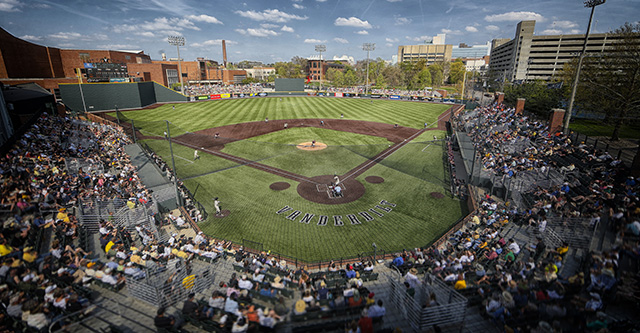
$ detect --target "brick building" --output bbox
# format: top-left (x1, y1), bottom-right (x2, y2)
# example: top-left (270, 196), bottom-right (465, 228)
top-left (127, 63), bottom-right (179, 87)
top-left (0, 27), bottom-right (152, 96)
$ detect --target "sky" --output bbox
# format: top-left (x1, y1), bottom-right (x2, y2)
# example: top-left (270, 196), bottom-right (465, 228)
top-left (1, 0), bottom-right (639, 64)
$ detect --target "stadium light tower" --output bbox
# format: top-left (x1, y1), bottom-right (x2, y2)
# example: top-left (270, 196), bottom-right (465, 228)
top-left (167, 35), bottom-right (186, 95)
top-left (563, 0), bottom-right (606, 133)
top-left (315, 44), bottom-right (326, 91)
top-left (362, 43), bottom-right (375, 95)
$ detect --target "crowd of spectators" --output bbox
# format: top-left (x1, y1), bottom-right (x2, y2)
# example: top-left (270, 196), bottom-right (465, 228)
top-left (184, 84), bottom-right (265, 96)
top-left (384, 102), bottom-right (639, 331)
top-left (325, 86), bottom-right (436, 97)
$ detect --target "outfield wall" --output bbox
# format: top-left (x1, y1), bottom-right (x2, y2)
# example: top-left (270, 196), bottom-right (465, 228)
top-left (59, 82), bottom-right (187, 112)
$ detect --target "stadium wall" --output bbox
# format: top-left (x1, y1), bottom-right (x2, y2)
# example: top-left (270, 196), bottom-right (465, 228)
top-left (59, 82), bottom-right (187, 112)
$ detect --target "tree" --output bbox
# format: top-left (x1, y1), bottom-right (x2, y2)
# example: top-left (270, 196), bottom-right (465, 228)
top-left (325, 68), bottom-right (344, 86)
top-left (374, 72), bottom-right (387, 88)
top-left (428, 63), bottom-right (444, 87)
top-left (567, 22), bottom-right (640, 140)
top-left (291, 56), bottom-right (308, 71)
top-left (449, 59), bottom-right (466, 84)
top-left (382, 65), bottom-right (404, 88)
top-left (503, 81), bottom-right (564, 117)
top-left (274, 61), bottom-right (304, 78)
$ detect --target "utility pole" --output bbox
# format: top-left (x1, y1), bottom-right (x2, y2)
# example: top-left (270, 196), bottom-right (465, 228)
top-left (315, 44), bottom-right (326, 91)
top-left (362, 43), bottom-right (375, 95)
top-left (168, 36), bottom-right (186, 95)
top-left (564, 0), bottom-right (606, 133)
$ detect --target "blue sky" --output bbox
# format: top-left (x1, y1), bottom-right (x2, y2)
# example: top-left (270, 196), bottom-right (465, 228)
top-left (1, 0), bottom-right (639, 64)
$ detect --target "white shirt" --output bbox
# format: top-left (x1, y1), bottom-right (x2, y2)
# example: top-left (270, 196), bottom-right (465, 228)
top-left (238, 279), bottom-right (253, 290)
top-left (508, 242), bottom-right (521, 255)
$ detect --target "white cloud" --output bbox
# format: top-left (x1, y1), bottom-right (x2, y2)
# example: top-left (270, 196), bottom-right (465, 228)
top-left (192, 39), bottom-right (237, 47)
top-left (33, 3), bottom-right (50, 8)
top-left (465, 26), bottom-right (478, 33)
top-left (569, 29), bottom-right (581, 34)
top-left (441, 28), bottom-right (462, 35)
top-left (135, 31), bottom-right (155, 38)
top-left (0, 0), bottom-right (22, 12)
top-left (386, 43), bottom-right (393, 47)
top-left (406, 35), bottom-right (433, 42)
top-left (261, 23), bottom-right (279, 28)
top-left (334, 37), bottom-right (349, 43)
top-left (281, 25), bottom-right (294, 33)
top-left (387, 0), bottom-right (402, 2)
top-left (385, 37), bottom-right (399, 42)
top-left (113, 17), bottom-right (201, 34)
top-left (49, 32), bottom-right (108, 41)
top-left (316, 0), bottom-right (327, 2)
top-left (235, 9), bottom-right (308, 23)
top-left (185, 14), bottom-right (223, 24)
top-left (96, 44), bottom-right (139, 50)
top-left (394, 16), bottom-right (412, 25)
top-left (551, 20), bottom-right (578, 29)
top-left (541, 29), bottom-right (562, 35)
top-left (486, 25), bottom-right (500, 32)
top-left (293, 3), bottom-right (304, 9)
top-left (20, 35), bottom-right (42, 42)
top-left (334, 17), bottom-right (372, 29)
top-left (57, 43), bottom-right (75, 48)
top-left (485, 11), bottom-right (544, 22)
top-left (355, 30), bottom-right (369, 35)
top-left (304, 38), bottom-right (327, 43)
top-left (235, 28), bottom-right (280, 37)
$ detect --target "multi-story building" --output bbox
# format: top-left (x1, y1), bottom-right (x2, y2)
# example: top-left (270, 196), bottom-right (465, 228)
top-left (152, 59), bottom-right (245, 85)
top-left (451, 42), bottom-right (491, 59)
top-left (306, 58), bottom-right (345, 82)
top-left (397, 44), bottom-right (453, 65)
top-left (0, 27), bottom-right (152, 96)
top-left (488, 20), bottom-right (634, 82)
top-left (245, 67), bottom-right (275, 81)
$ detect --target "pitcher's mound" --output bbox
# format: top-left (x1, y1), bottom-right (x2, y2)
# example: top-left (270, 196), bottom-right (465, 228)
top-left (270, 182), bottom-right (290, 191)
top-left (296, 142), bottom-right (327, 151)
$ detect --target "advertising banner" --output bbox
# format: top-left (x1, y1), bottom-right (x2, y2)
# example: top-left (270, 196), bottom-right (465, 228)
top-left (210, 94), bottom-right (221, 100)
top-left (84, 63), bottom-right (94, 69)
top-left (258, 92), bottom-right (268, 97)
top-left (389, 95), bottom-right (401, 100)
top-left (370, 94), bottom-right (382, 99)
top-left (220, 93), bottom-right (231, 99)
top-left (335, 92), bottom-right (343, 97)
top-left (109, 78), bottom-right (128, 83)
top-left (197, 95), bottom-right (209, 100)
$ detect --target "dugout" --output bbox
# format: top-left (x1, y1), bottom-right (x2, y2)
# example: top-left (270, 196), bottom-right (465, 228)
top-left (59, 81), bottom-right (187, 112)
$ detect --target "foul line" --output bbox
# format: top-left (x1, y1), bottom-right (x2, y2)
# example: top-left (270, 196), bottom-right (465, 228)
top-left (175, 155), bottom-right (194, 164)
top-left (341, 128), bottom-right (428, 182)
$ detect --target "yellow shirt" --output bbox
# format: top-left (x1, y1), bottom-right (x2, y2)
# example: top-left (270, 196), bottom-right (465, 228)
top-left (56, 212), bottom-right (70, 223)
top-left (556, 246), bottom-right (569, 255)
top-left (454, 280), bottom-right (467, 290)
top-left (0, 245), bottom-right (13, 256)
top-left (105, 241), bottom-right (115, 253)
top-left (23, 252), bottom-right (37, 263)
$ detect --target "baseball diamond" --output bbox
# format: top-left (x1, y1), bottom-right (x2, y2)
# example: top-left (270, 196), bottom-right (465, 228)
top-left (108, 97), bottom-right (466, 261)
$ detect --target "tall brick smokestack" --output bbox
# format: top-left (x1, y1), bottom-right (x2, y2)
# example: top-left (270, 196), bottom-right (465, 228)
top-left (222, 40), bottom-right (227, 68)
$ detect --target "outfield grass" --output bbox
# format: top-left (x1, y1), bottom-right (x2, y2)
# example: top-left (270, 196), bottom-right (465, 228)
top-left (133, 98), bottom-right (464, 261)
top-left (570, 118), bottom-right (640, 140)
top-left (114, 97), bottom-right (451, 137)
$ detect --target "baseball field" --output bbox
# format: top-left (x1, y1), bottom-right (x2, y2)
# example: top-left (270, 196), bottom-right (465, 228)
top-left (113, 97), bottom-right (467, 262)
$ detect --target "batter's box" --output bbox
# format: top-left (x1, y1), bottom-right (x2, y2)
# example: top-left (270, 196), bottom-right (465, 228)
top-left (316, 184), bottom-right (328, 192)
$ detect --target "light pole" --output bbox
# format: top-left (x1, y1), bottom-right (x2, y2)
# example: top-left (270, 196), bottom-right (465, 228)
top-left (165, 120), bottom-right (181, 207)
top-left (168, 35), bottom-right (186, 95)
top-left (362, 43), bottom-right (375, 95)
top-left (563, 0), bottom-right (606, 133)
top-left (315, 44), bottom-right (326, 91)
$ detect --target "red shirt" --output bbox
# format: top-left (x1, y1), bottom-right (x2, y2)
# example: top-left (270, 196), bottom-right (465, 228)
top-left (358, 316), bottom-right (373, 333)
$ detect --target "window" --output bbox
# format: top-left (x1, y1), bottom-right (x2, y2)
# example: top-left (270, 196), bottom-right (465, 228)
top-left (125, 55), bottom-right (131, 60)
